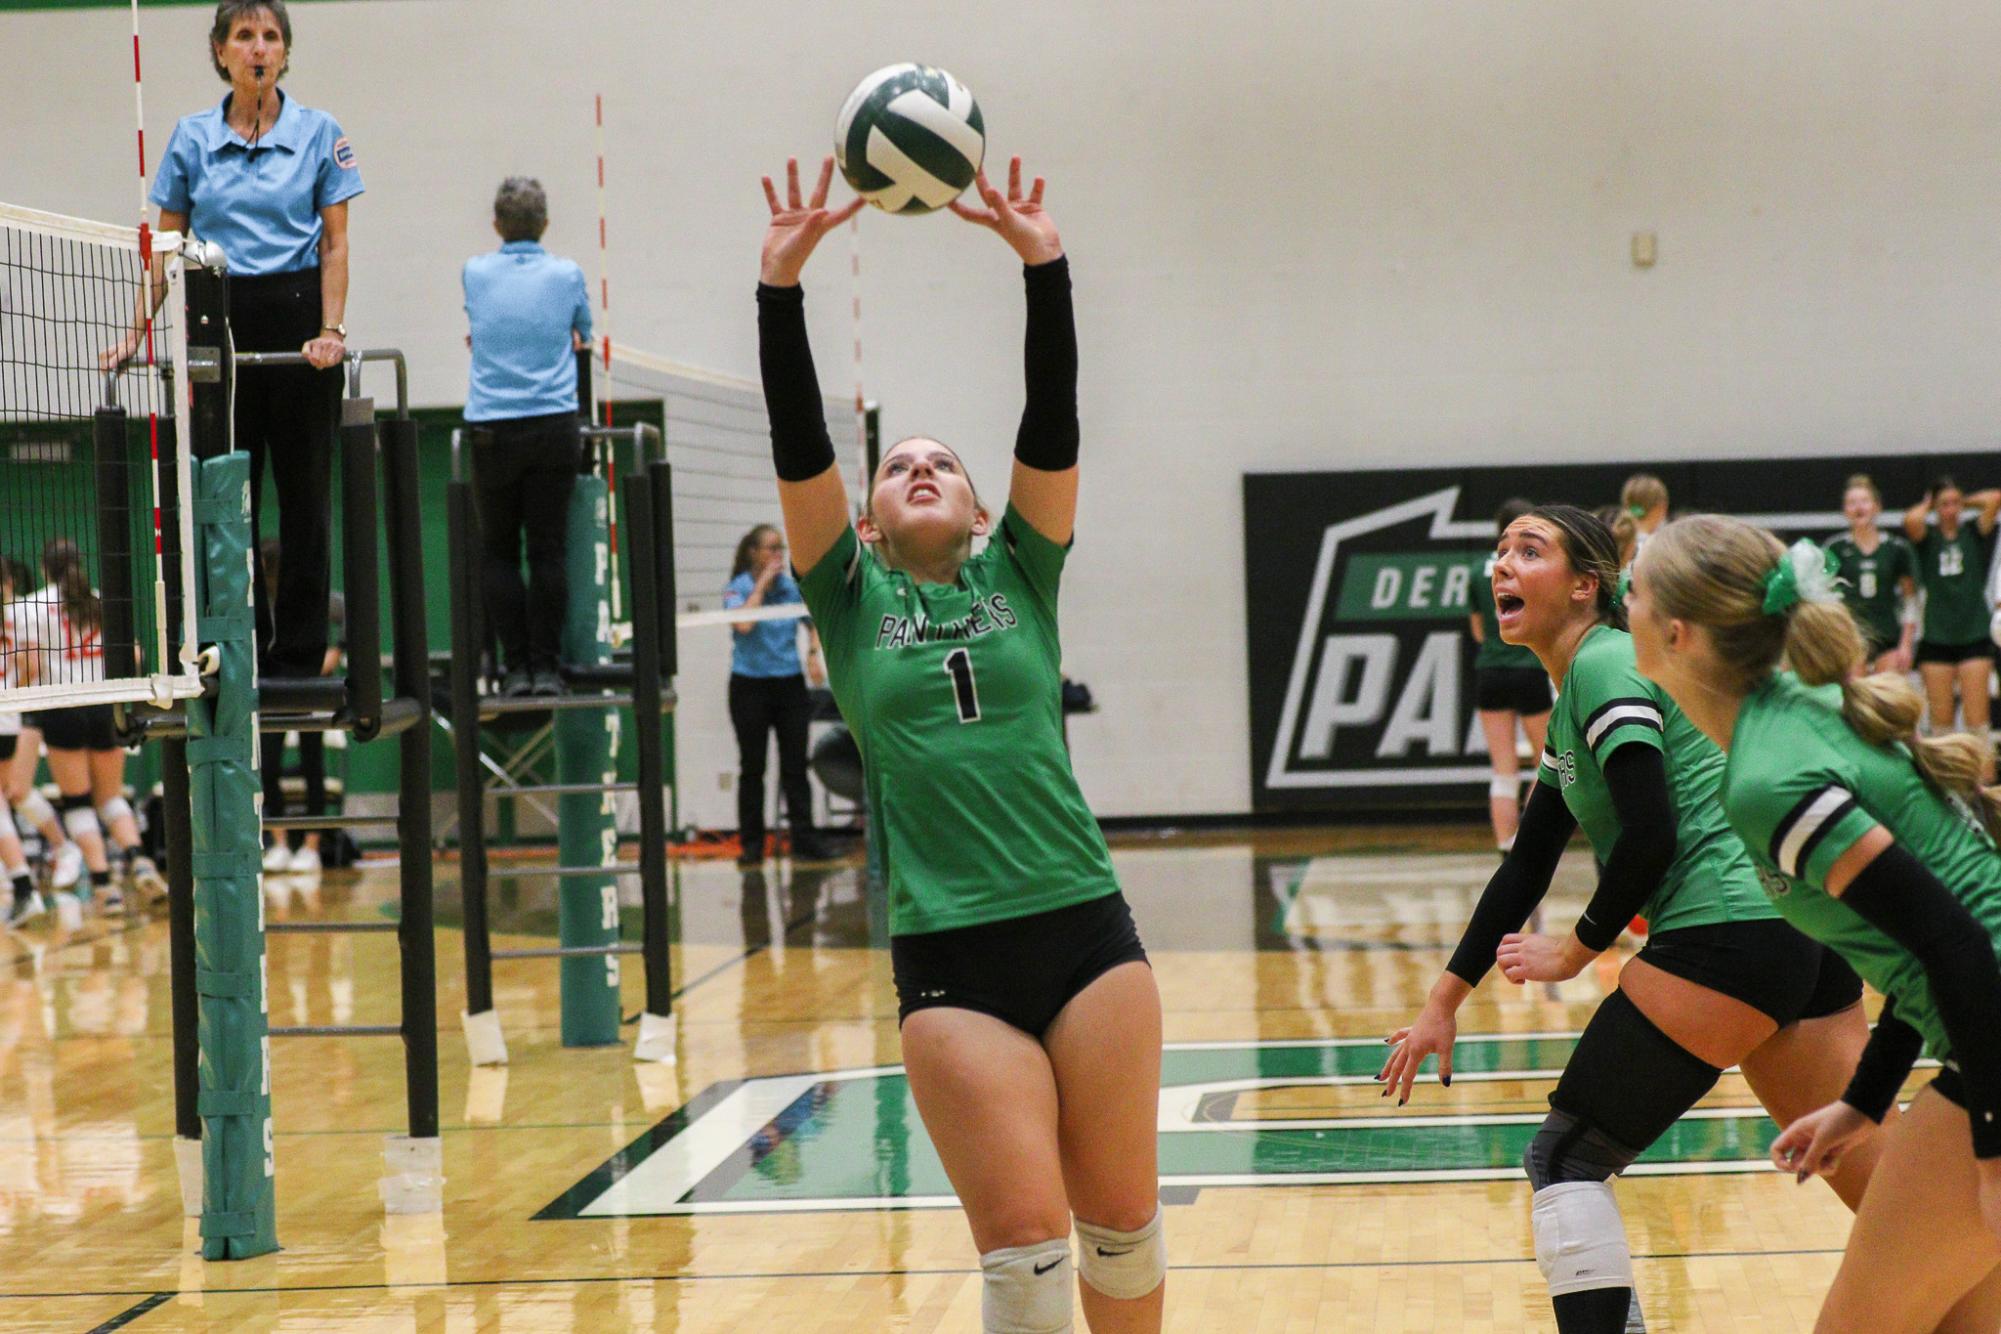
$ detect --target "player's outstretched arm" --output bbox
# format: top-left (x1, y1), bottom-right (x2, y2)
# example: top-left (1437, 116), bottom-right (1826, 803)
top-left (1903, 490), bottom-right (1933, 544)
top-left (757, 157), bottom-right (864, 576)
top-left (951, 158), bottom-right (1077, 546)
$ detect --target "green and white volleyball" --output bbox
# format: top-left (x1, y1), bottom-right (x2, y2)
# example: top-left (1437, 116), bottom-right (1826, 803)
top-left (835, 64), bottom-right (986, 215)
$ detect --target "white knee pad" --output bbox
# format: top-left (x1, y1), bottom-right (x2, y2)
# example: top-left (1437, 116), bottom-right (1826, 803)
top-left (1530, 1181), bottom-right (1633, 1297)
top-left (980, 1238), bottom-right (1074, 1334)
top-left (18, 789), bottom-right (54, 830)
top-left (62, 804), bottom-right (102, 841)
top-left (1489, 774), bottom-right (1520, 799)
top-left (97, 796), bottom-right (134, 829)
top-left (1075, 1206), bottom-right (1166, 1301)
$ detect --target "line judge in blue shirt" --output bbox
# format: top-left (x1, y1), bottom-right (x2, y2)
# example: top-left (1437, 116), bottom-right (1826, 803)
top-left (463, 177), bottom-right (593, 697)
top-left (108, 0), bottom-right (361, 680)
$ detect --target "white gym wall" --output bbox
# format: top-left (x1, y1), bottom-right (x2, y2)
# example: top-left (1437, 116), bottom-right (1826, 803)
top-left (7, 0), bottom-right (2000, 823)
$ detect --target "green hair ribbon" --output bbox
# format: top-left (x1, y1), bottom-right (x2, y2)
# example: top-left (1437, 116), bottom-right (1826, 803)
top-left (1763, 539), bottom-right (1842, 615)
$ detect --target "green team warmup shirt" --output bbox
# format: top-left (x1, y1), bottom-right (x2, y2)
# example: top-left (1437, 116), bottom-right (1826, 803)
top-left (1826, 531), bottom-right (1915, 651)
top-left (1723, 672), bottom-right (2001, 1064)
top-left (798, 507), bottom-right (1120, 935)
top-left (1913, 522), bottom-right (1995, 645)
top-left (1538, 625), bottom-right (1775, 934)
top-left (1470, 557), bottom-right (1541, 671)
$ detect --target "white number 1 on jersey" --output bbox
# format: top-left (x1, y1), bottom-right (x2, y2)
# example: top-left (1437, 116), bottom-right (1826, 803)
top-left (943, 648), bottom-right (981, 723)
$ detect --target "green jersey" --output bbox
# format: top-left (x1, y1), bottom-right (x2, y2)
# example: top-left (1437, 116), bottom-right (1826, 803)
top-left (1913, 522), bottom-right (1995, 645)
top-left (1826, 531), bottom-right (1915, 650)
top-left (798, 507), bottom-right (1119, 935)
top-left (1470, 557), bottom-right (1541, 671)
top-left (1722, 672), bottom-right (2001, 1063)
top-left (1537, 625), bottom-right (1775, 934)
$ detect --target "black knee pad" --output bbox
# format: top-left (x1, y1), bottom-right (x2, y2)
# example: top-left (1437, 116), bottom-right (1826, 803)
top-left (1523, 1109), bottom-right (1640, 1188)
top-left (59, 793), bottom-right (92, 812)
top-left (1543, 988), bottom-right (1724, 1165)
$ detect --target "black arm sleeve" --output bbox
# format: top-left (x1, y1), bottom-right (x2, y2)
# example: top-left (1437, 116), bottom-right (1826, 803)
top-left (1573, 745), bottom-right (1679, 953)
top-left (1840, 1001), bottom-right (1924, 1123)
top-left (756, 283), bottom-right (837, 483)
top-left (1446, 782), bottom-right (1579, 986)
top-left (1842, 843), bottom-right (2001, 1157)
top-left (1013, 256), bottom-right (1078, 472)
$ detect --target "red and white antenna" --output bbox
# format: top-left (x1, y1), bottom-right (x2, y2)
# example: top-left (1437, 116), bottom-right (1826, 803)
top-left (131, 0), bottom-right (168, 668)
top-left (593, 92), bottom-right (621, 619)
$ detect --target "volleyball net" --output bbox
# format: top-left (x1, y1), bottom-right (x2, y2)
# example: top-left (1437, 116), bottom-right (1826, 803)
top-left (0, 202), bottom-right (200, 711)
top-left (606, 342), bottom-right (868, 620)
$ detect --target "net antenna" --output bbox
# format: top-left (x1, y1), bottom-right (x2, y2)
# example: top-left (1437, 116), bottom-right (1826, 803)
top-left (592, 92), bottom-right (622, 620)
top-left (130, 0), bottom-right (180, 680)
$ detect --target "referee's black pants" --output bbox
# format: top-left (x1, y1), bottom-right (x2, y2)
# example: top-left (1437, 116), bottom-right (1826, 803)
top-left (728, 672), bottom-right (816, 850)
top-left (230, 269), bottom-right (339, 679)
top-left (470, 412), bottom-right (579, 674)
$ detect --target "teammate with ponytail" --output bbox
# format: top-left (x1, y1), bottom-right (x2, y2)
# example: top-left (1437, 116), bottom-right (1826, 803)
top-left (1631, 515), bottom-right (2001, 1332)
top-left (1384, 504), bottom-right (1876, 1334)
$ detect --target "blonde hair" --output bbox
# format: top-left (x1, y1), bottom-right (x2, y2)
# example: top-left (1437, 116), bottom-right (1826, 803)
top-left (1621, 472), bottom-right (1668, 515)
top-left (1643, 514), bottom-right (2001, 837)
top-left (1844, 473), bottom-right (1881, 507)
top-left (1595, 504), bottom-right (1639, 567)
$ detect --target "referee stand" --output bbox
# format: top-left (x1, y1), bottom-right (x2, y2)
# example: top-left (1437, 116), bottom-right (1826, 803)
top-left (443, 414), bottom-right (678, 1067)
top-left (139, 250), bottom-right (442, 1254)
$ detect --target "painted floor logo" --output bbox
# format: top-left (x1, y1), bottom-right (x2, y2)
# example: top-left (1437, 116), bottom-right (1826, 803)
top-left (538, 1035), bottom-right (1790, 1219)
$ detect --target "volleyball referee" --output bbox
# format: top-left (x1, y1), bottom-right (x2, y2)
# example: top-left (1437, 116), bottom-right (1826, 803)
top-left (108, 1), bottom-right (361, 679)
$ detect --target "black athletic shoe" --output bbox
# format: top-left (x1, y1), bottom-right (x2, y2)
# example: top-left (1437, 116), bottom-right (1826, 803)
top-left (530, 667), bottom-right (563, 697)
top-left (790, 836), bottom-right (838, 862)
top-left (499, 667), bottom-right (532, 698)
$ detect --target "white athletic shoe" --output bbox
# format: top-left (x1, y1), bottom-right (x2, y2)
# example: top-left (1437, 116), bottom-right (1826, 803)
top-left (130, 855), bottom-right (168, 902)
top-left (5, 890), bottom-right (45, 929)
top-left (99, 884), bottom-right (125, 914)
top-left (285, 845), bottom-right (321, 876)
top-left (50, 843), bottom-right (82, 891)
top-left (53, 891), bottom-right (83, 931)
top-left (262, 842), bottom-right (292, 874)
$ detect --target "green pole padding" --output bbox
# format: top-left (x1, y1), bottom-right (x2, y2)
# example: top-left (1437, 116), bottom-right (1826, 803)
top-left (188, 453), bottom-right (278, 1259)
top-left (555, 476), bottom-right (622, 1045)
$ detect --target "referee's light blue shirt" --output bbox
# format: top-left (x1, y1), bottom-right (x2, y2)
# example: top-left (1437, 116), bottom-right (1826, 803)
top-left (462, 242), bottom-right (594, 423)
top-left (724, 572), bottom-right (808, 678)
top-left (151, 92), bottom-right (363, 277)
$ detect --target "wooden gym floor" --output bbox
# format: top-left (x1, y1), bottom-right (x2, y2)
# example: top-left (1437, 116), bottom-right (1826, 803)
top-left (0, 826), bottom-right (1892, 1332)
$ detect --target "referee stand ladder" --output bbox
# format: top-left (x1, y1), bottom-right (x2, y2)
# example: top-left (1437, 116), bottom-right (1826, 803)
top-left (140, 268), bottom-right (443, 1247)
top-left (443, 419), bottom-right (678, 1068)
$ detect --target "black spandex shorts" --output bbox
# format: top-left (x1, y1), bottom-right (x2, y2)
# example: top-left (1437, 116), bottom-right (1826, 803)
top-left (37, 704), bottom-right (117, 752)
top-left (891, 891), bottom-right (1149, 1039)
top-left (1916, 639), bottom-right (1994, 667)
top-left (1474, 666), bottom-right (1552, 715)
top-left (1635, 920), bottom-right (1863, 1027)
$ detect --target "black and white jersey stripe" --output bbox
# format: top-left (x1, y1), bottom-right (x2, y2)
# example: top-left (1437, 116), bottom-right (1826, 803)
top-left (1582, 696), bottom-right (1665, 757)
top-left (1539, 746), bottom-right (1559, 776)
top-left (1769, 785), bottom-right (1861, 879)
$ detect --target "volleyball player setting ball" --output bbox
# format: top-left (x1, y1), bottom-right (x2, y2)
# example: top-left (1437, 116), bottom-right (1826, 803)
top-left (1631, 518), bottom-right (2001, 1331)
top-left (755, 144), bottom-right (1166, 1334)
top-left (1381, 506), bottom-right (1878, 1334)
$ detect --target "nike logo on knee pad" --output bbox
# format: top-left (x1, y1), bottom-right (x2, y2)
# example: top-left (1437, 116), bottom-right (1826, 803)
top-left (1033, 1259), bottom-right (1063, 1276)
top-left (1096, 1247), bottom-right (1131, 1257)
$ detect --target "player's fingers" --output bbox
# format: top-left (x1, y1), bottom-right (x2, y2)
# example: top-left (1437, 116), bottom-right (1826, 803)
top-left (946, 200), bottom-right (995, 226)
top-left (1007, 155), bottom-right (1023, 201)
top-left (828, 196), bottom-right (866, 226)
top-left (1795, 1131), bottom-right (1834, 1183)
top-left (1396, 1050), bottom-right (1422, 1105)
top-left (786, 157), bottom-right (803, 210)
top-left (810, 156), bottom-right (835, 209)
top-left (1385, 1027), bottom-right (1412, 1046)
top-left (1376, 1045), bottom-right (1400, 1086)
top-left (1029, 176), bottom-right (1046, 207)
top-left (762, 176), bottom-right (782, 215)
top-left (1438, 1047), bottom-right (1453, 1088)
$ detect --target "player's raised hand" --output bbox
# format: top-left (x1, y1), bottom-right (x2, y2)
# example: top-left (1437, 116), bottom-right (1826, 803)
top-left (760, 156), bottom-right (864, 287)
top-left (948, 157), bottom-right (1063, 266)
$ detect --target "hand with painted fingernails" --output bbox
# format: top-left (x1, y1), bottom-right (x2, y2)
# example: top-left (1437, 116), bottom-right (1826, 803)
top-left (759, 156), bottom-right (865, 288)
top-left (947, 156), bottom-right (1063, 267)
top-left (1380, 999), bottom-right (1457, 1108)
top-left (1770, 1101), bottom-right (1874, 1183)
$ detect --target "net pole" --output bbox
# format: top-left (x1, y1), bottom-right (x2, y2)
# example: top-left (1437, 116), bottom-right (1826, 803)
top-left (593, 92), bottom-right (622, 621)
top-left (850, 214), bottom-right (868, 496)
top-left (131, 0), bottom-right (169, 678)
